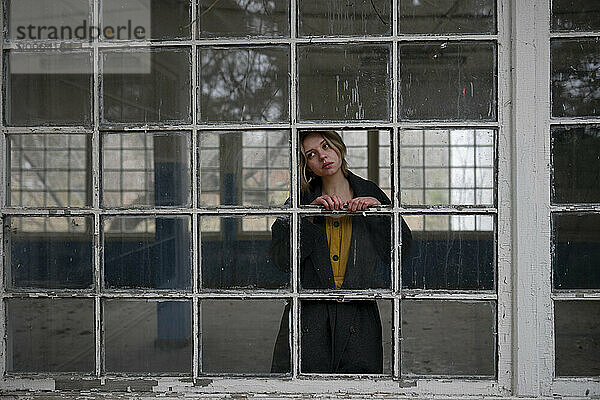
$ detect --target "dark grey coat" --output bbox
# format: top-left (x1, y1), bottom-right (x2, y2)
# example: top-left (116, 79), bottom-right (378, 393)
top-left (270, 171), bottom-right (412, 373)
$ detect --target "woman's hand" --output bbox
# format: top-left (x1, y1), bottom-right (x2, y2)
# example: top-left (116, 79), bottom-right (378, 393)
top-left (311, 194), bottom-right (346, 210)
top-left (347, 196), bottom-right (380, 212)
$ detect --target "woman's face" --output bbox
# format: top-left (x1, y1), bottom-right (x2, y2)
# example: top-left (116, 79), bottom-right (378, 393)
top-left (302, 134), bottom-right (341, 178)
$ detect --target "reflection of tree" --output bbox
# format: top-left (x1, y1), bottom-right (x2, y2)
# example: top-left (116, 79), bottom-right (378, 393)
top-left (200, 48), bottom-right (288, 122)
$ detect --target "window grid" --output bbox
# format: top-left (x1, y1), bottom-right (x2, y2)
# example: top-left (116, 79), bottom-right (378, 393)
top-left (0, 0), bottom-right (514, 396)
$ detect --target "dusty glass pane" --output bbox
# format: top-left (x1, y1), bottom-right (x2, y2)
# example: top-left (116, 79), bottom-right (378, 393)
top-left (401, 300), bottom-right (496, 376)
top-left (199, 0), bottom-right (289, 37)
top-left (555, 300), bottom-right (600, 376)
top-left (399, 0), bottom-right (495, 34)
top-left (6, 216), bottom-right (93, 289)
top-left (199, 46), bottom-right (289, 123)
top-left (552, 0), bottom-right (600, 32)
top-left (400, 129), bottom-right (495, 206)
top-left (104, 300), bottom-right (191, 373)
top-left (552, 125), bottom-right (600, 204)
top-left (295, 214), bottom-right (393, 290)
top-left (9, 134), bottom-right (90, 207)
top-left (299, 300), bottom-right (392, 374)
top-left (201, 215), bottom-right (289, 289)
top-left (551, 39), bottom-right (600, 118)
top-left (199, 130), bottom-right (290, 207)
top-left (553, 213), bottom-right (600, 290)
top-left (102, 132), bottom-right (190, 207)
top-left (7, 298), bottom-right (94, 372)
top-left (102, 48), bottom-right (191, 124)
top-left (402, 214), bottom-right (494, 290)
top-left (201, 299), bottom-right (289, 374)
top-left (298, 0), bottom-right (390, 36)
top-left (298, 44), bottom-right (391, 121)
top-left (5, 51), bottom-right (92, 126)
top-left (399, 42), bottom-right (496, 121)
top-left (102, 0), bottom-right (191, 40)
top-left (104, 216), bottom-right (191, 289)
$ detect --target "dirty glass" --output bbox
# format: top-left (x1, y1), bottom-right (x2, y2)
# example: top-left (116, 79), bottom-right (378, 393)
top-left (552, 213), bottom-right (600, 290)
top-left (399, 0), bottom-right (495, 34)
top-left (200, 215), bottom-right (289, 289)
top-left (555, 300), bottom-right (600, 376)
top-left (199, 46), bottom-right (289, 123)
top-left (102, 132), bottom-right (191, 207)
top-left (400, 129), bottom-right (495, 206)
top-left (399, 42), bottom-right (496, 121)
top-left (551, 38), bottom-right (600, 118)
top-left (6, 216), bottom-right (93, 289)
top-left (102, 0), bottom-right (191, 40)
top-left (299, 300), bottom-right (392, 374)
top-left (402, 214), bottom-right (495, 290)
top-left (7, 298), bottom-right (94, 372)
top-left (4, 0), bottom-right (90, 40)
top-left (9, 134), bottom-right (90, 207)
top-left (298, 44), bottom-right (391, 121)
top-left (199, 0), bottom-right (289, 37)
top-left (102, 48), bottom-right (191, 124)
top-left (552, 0), bottom-right (600, 32)
top-left (5, 51), bottom-right (92, 126)
top-left (298, 214), bottom-right (392, 290)
top-left (198, 130), bottom-right (290, 207)
top-left (201, 299), bottom-right (289, 374)
top-left (401, 300), bottom-right (496, 376)
top-left (103, 216), bottom-right (191, 289)
top-left (551, 125), bottom-right (600, 204)
top-left (298, 0), bottom-right (390, 36)
top-left (104, 300), bottom-right (191, 373)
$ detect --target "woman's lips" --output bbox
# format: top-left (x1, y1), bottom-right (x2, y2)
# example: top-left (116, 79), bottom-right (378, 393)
top-left (322, 162), bottom-right (334, 168)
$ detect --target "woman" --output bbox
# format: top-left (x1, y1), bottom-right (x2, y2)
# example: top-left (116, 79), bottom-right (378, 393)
top-left (270, 130), bottom-right (412, 374)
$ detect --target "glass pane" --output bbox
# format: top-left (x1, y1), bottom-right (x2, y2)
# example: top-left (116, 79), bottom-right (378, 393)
top-left (102, 132), bottom-right (190, 207)
top-left (299, 300), bottom-right (392, 374)
top-left (401, 300), bottom-right (496, 376)
top-left (201, 215), bottom-right (289, 289)
top-left (298, 0), bottom-right (390, 36)
top-left (9, 134), bottom-right (90, 207)
top-left (555, 300), bottom-right (600, 376)
top-left (298, 214), bottom-right (392, 290)
top-left (402, 215), bottom-right (495, 290)
top-left (399, 42), bottom-right (496, 121)
top-left (298, 44), bottom-right (391, 121)
top-left (552, 125), bottom-right (600, 204)
top-left (552, 0), bottom-right (600, 32)
top-left (551, 39), bottom-right (600, 118)
top-left (102, 48), bottom-right (191, 124)
top-left (104, 300), bottom-right (191, 373)
top-left (6, 216), bottom-right (93, 289)
top-left (199, 0), bottom-right (289, 37)
top-left (553, 213), bottom-right (600, 290)
top-left (7, 298), bottom-right (94, 372)
top-left (199, 130), bottom-right (290, 207)
top-left (201, 299), bottom-right (289, 374)
top-left (104, 216), bottom-right (191, 289)
top-left (5, 51), bottom-right (92, 126)
top-left (102, 0), bottom-right (191, 40)
top-left (400, 129), bottom-right (495, 206)
top-left (399, 0), bottom-right (495, 34)
top-left (199, 46), bottom-right (289, 123)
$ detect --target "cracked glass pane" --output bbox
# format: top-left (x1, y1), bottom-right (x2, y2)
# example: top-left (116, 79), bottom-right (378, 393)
top-left (104, 300), bottom-right (191, 373)
top-left (298, 44), bottom-right (391, 121)
top-left (201, 299), bottom-right (289, 374)
top-left (552, 0), bottom-right (600, 32)
top-left (199, 46), bottom-right (290, 122)
top-left (401, 300), bottom-right (496, 376)
top-left (399, 41), bottom-right (496, 121)
top-left (399, 0), bottom-right (495, 34)
top-left (298, 0), bottom-right (391, 36)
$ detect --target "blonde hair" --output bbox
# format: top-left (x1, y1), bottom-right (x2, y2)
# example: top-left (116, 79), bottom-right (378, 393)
top-left (299, 130), bottom-right (349, 193)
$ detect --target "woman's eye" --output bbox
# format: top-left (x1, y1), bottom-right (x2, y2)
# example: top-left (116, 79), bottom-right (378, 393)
top-left (322, 143), bottom-right (329, 150)
top-left (306, 152), bottom-right (314, 159)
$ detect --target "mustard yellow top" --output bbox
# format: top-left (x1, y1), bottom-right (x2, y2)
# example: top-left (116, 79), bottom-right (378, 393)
top-left (325, 216), bottom-right (353, 289)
